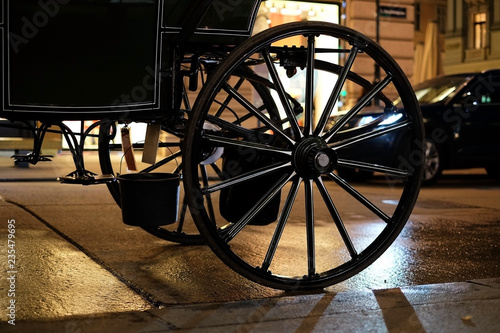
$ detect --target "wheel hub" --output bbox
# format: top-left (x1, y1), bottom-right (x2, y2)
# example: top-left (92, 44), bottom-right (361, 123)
top-left (293, 137), bottom-right (337, 178)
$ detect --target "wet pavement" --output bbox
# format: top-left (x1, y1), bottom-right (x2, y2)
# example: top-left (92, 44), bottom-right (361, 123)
top-left (2, 277), bottom-right (500, 332)
top-left (0, 152), bottom-right (500, 331)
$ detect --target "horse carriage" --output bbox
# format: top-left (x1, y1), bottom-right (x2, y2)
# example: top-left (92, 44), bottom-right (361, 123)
top-left (1, 0), bottom-right (424, 290)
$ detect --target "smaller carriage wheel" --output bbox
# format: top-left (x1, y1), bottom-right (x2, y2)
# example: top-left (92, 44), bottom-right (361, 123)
top-left (97, 67), bottom-right (280, 244)
top-left (183, 22), bottom-right (424, 290)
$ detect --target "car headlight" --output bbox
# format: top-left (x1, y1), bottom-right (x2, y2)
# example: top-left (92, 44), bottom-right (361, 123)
top-left (379, 113), bottom-right (403, 125)
top-left (358, 113), bottom-right (403, 126)
top-left (358, 115), bottom-right (377, 126)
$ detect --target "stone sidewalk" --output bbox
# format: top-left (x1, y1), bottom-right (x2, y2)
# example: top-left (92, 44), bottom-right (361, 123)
top-left (2, 278), bottom-right (499, 332)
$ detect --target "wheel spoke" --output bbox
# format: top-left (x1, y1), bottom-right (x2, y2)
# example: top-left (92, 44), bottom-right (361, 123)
top-left (262, 49), bottom-right (303, 139)
top-left (327, 172), bottom-right (392, 223)
top-left (177, 196), bottom-right (189, 232)
top-left (203, 133), bottom-right (292, 156)
top-left (314, 46), bottom-right (359, 136)
top-left (261, 176), bottom-right (301, 271)
top-left (200, 165), bottom-right (217, 223)
top-left (304, 179), bottom-right (316, 276)
top-left (203, 161), bottom-right (292, 194)
top-left (223, 172), bottom-right (296, 243)
top-left (207, 163), bottom-right (223, 181)
top-left (314, 177), bottom-right (358, 259)
top-left (337, 158), bottom-right (412, 178)
top-left (141, 150), bottom-right (182, 173)
top-left (323, 75), bottom-right (393, 142)
top-left (304, 35), bottom-right (316, 136)
top-left (329, 120), bottom-right (411, 149)
top-left (215, 76), bottom-right (246, 118)
top-left (313, 59), bottom-right (394, 106)
top-left (223, 83), bottom-right (296, 146)
top-left (205, 114), bottom-right (265, 139)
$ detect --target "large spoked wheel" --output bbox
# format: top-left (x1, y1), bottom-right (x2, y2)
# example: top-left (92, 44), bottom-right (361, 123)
top-left (183, 22), bottom-right (424, 290)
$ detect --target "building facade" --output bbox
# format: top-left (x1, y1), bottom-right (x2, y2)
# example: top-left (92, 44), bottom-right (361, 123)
top-left (444, 0), bottom-right (500, 74)
top-left (346, 0), bottom-right (415, 79)
top-left (346, 0), bottom-right (500, 81)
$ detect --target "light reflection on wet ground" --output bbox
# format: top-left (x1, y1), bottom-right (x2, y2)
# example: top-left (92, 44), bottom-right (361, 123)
top-left (0, 202), bottom-right (152, 322)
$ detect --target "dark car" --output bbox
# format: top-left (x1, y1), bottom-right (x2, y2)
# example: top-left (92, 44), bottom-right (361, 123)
top-left (330, 69), bottom-right (500, 185)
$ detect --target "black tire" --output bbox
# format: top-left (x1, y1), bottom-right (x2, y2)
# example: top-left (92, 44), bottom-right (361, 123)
top-left (183, 21), bottom-right (424, 290)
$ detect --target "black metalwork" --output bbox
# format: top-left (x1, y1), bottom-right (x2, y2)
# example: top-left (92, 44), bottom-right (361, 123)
top-left (10, 122), bottom-right (53, 165)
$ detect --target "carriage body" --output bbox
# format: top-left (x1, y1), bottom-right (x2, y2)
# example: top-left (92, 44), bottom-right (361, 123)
top-left (0, 0), bottom-right (260, 121)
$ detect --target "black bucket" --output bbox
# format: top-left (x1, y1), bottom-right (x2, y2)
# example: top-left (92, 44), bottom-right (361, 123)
top-left (117, 173), bottom-right (180, 226)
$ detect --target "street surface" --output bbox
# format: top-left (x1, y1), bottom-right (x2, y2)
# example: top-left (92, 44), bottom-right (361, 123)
top-left (0, 153), bottom-right (499, 321)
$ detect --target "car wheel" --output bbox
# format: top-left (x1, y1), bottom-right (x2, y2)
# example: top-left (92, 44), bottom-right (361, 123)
top-left (423, 139), bottom-right (442, 185)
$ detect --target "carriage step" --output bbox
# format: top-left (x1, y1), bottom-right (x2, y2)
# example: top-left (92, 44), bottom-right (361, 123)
top-left (58, 173), bottom-right (116, 185)
top-left (11, 153), bottom-right (53, 164)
